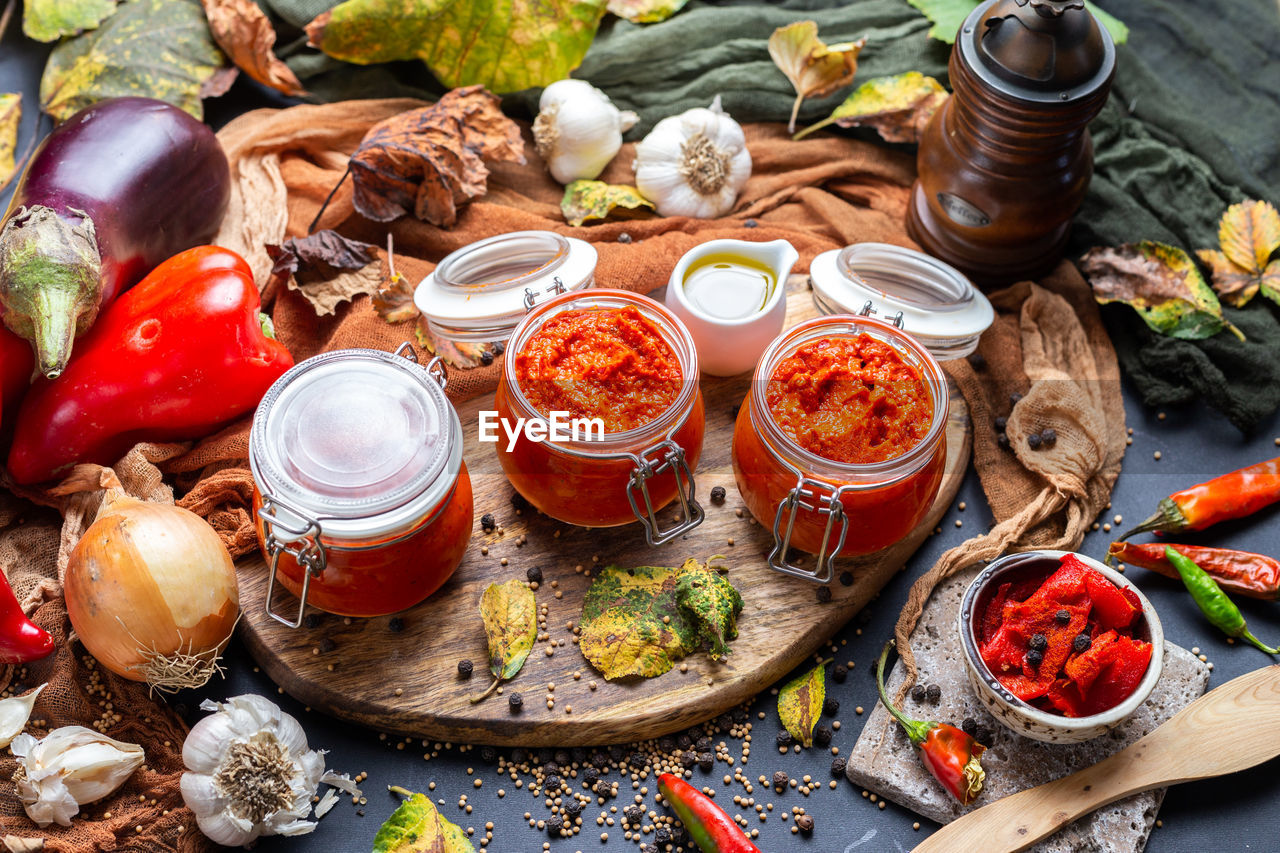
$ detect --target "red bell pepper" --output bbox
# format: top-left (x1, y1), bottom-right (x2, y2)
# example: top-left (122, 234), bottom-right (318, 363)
top-left (0, 572), bottom-right (54, 664)
top-left (875, 643), bottom-right (987, 805)
top-left (0, 326), bottom-right (35, 429)
top-left (657, 773), bottom-right (761, 853)
top-left (7, 246), bottom-right (293, 484)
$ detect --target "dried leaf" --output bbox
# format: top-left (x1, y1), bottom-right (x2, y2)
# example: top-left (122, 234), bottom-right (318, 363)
top-left (0, 94), bottom-right (18, 190)
top-left (347, 86), bottom-right (525, 227)
top-left (288, 260), bottom-right (383, 316)
top-left (777, 661), bottom-right (826, 748)
top-left (201, 0), bottom-right (306, 96)
top-left (675, 564), bottom-right (742, 661)
top-left (373, 272), bottom-right (417, 324)
top-left (1196, 200), bottom-right (1280, 308)
top-left (39, 0), bottom-right (227, 122)
top-left (561, 180), bottom-right (654, 227)
top-left (1080, 241), bottom-right (1244, 341)
top-left (266, 230), bottom-right (378, 281)
top-left (374, 788), bottom-right (475, 853)
top-left (580, 565), bottom-right (697, 681)
top-left (470, 579), bottom-right (536, 702)
top-left (768, 21), bottom-right (866, 133)
top-left (795, 72), bottom-right (947, 144)
top-left (22, 0), bottom-right (116, 42)
top-left (306, 0), bottom-right (607, 94)
top-left (908, 0), bottom-right (1127, 45)
top-left (607, 0), bottom-right (688, 24)
top-left (414, 320), bottom-right (496, 370)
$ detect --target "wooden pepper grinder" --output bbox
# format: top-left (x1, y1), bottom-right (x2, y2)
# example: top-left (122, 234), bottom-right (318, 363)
top-left (907, 0), bottom-right (1116, 286)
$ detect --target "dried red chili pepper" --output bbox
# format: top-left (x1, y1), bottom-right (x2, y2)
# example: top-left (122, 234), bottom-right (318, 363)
top-left (657, 773), bottom-right (761, 853)
top-left (1116, 456), bottom-right (1280, 541)
top-left (0, 572), bottom-right (54, 664)
top-left (875, 643), bottom-right (986, 805)
top-left (1108, 541), bottom-right (1280, 601)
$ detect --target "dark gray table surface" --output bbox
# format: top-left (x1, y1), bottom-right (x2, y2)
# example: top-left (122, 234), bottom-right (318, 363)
top-left (4, 16), bottom-right (1280, 853)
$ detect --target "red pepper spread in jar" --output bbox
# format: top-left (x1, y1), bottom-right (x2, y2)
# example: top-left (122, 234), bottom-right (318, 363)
top-left (766, 334), bottom-right (933, 464)
top-left (515, 306), bottom-right (681, 433)
top-left (979, 555), bottom-right (1153, 717)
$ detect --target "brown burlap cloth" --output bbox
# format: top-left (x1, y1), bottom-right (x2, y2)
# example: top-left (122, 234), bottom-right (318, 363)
top-left (0, 97), bottom-right (1124, 848)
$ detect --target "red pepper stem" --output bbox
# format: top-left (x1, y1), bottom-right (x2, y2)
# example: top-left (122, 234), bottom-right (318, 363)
top-left (875, 642), bottom-right (934, 745)
top-left (1115, 497), bottom-right (1186, 542)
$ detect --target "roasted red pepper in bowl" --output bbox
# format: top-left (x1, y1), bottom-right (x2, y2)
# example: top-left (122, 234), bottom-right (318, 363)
top-left (7, 246), bottom-right (293, 484)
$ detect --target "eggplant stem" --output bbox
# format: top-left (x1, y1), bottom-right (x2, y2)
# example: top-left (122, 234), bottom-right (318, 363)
top-left (309, 166), bottom-right (351, 235)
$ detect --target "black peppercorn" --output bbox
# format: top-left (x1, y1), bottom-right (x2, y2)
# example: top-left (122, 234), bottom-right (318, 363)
top-left (610, 745), bottom-right (626, 761)
top-left (832, 664), bottom-right (848, 684)
top-left (508, 691), bottom-right (523, 711)
top-left (480, 512), bottom-right (495, 532)
top-left (1040, 428), bottom-right (1057, 447)
top-left (695, 736), bottom-right (712, 752)
top-left (594, 779), bottom-right (612, 797)
top-left (679, 750), bottom-right (697, 768)
top-left (830, 756), bottom-right (847, 777)
top-left (387, 617), bottom-right (404, 633)
top-left (624, 804), bottom-right (644, 824)
top-left (1028, 432), bottom-right (1043, 450)
top-left (457, 659), bottom-right (473, 678)
top-left (910, 684), bottom-right (927, 702)
top-left (997, 433), bottom-right (1011, 450)
top-left (814, 726), bottom-right (833, 747)
top-left (564, 798), bottom-right (584, 816)
top-left (1029, 633), bottom-right (1048, 652)
top-left (492, 341), bottom-right (505, 356)
top-left (824, 697), bottom-right (839, 716)
top-left (994, 416), bottom-right (1008, 432)
top-left (545, 814), bottom-right (564, 835)
top-left (582, 767), bottom-right (600, 785)
top-left (545, 774), bottom-right (562, 792)
top-left (697, 752), bottom-right (714, 771)
top-left (655, 825), bottom-right (674, 844)
top-left (658, 737), bottom-right (675, 753)
top-left (1027, 648), bottom-right (1044, 666)
top-left (676, 733), bottom-right (693, 749)
top-left (544, 761), bottom-right (560, 776)
top-left (968, 352), bottom-right (987, 371)
top-left (975, 726), bottom-right (993, 745)
top-left (1055, 609), bottom-right (1071, 625)
top-left (1074, 633), bottom-right (1091, 653)
top-left (555, 750), bottom-right (571, 766)
top-left (618, 232), bottom-right (632, 243)
top-left (710, 485), bottom-right (726, 504)
top-left (716, 713), bottom-right (733, 730)
top-left (773, 771), bottom-right (788, 790)
top-left (744, 218), bottom-right (758, 228)
top-left (961, 717), bottom-right (977, 736)
top-left (925, 684), bottom-right (942, 703)
top-left (1010, 392), bottom-right (1023, 405)
top-left (628, 751), bottom-right (647, 769)
top-left (318, 637), bottom-right (336, 653)
top-left (591, 751), bottom-right (609, 768)
top-left (839, 571), bottom-right (854, 586)
top-left (480, 746), bottom-right (496, 762)
top-left (510, 491), bottom-right (528, 510)
top-left (776, 730), bottom-right (792, 748)
top-left (304, 612), bottom-right (322, 629)
top-left (795, 813), bottom-right (815, 833)
top-left (816, 585), bottom-right (832, 603)
top-left (512, 748), bottom-right (528, 765)
top-left (733, 709), bottom-right (749, 724)
top-left (480, 349), bottom-right (494, 366)
top-left (526, 566), bottom-right (543, 584)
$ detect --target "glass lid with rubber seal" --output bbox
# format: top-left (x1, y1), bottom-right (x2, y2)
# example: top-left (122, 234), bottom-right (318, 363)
top-left (414, 230), bottom-right (598, 343)
top-left (809, 242), bottom-right (994, 360)
top-left (249, 348), bottom-right (452, 522)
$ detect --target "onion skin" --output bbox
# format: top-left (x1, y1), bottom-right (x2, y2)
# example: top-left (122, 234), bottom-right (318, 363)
top-left (65, 494), bottom-right (239, 683)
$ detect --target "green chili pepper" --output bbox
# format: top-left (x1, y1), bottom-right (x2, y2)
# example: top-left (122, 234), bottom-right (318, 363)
top-left (1164, 546), bottom-right (1279, 655)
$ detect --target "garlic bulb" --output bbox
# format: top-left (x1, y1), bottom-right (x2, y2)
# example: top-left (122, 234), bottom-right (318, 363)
top-left (0, 683), bottom-right (44, 748)
top-left (181, 695), bottom-right (325, 846)
top-left (12, 726), bottom-right (145, 827)
top-left (534, 79), bottom-right (639, 184)
top-left (634, 95), bottom-right (752, 219)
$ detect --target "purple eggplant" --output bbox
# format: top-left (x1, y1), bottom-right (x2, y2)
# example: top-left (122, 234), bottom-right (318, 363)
top-left (0, 97), bottom-right (230, 378)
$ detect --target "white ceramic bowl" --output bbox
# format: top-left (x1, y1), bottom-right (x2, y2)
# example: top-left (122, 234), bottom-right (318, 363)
top-left (664, 238), bottom-right (797, 377)
top-left (958, 549), bottom-right (1163, 744)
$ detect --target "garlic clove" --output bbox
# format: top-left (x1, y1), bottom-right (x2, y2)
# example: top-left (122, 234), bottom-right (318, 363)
top-left (182, 711), bottom-right (238, 774)
top-left (534, 78), bottom-right (633, 185)
top-left (0, 684), bottom-right (44, 749)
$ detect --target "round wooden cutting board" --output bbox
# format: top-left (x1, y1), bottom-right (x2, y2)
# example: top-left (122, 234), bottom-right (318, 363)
top-left (237, 279), bottom-right (973, 746)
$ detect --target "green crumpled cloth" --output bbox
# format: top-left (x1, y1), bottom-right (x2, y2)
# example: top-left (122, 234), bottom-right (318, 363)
top-left (269, 0), bottom-right (1280, 431)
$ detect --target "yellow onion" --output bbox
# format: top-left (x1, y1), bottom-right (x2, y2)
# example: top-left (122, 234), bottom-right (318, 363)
top-left (65, 491), bottom-right (239, 692)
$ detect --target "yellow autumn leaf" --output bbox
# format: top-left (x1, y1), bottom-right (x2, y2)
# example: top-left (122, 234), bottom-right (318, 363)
top-left (768, 20), bottom-right (866, 134)
top-left (778, 661), bottom-right (826, 748)
top-left (22, 0), bottom-right (117, 43)
top-left (794, 71), bottom-right (948, 144)
top-left (561, 180), bottom-right (654, 227)
top-left (0, 94), bottom-right (19, 191)
top-left (471, 579), bottom-right (536, 703)
top-left (607, 0), bottom-right (689, 24)
top-left (374, 788), bottom-right (475, 852)
top-left (1198, 200), bottom-right (1280, 308)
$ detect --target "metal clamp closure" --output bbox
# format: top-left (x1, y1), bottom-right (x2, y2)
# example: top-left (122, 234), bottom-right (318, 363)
top-left (522, 276), bottom-right (566, 311)
top-left (395, 342), bottom-right (448, 390)
top-left (768, 476), bottom-right (852, 583)
top-left (858, 300), bottom-right (905, 330)
top-left (625, 439), bottom-right (704, 546)
top-left (259, 495), bottom-right (327, 629)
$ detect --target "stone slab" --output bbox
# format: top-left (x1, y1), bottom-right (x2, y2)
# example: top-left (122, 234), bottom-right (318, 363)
top-left (847, 566), bottom-right (1210, 853)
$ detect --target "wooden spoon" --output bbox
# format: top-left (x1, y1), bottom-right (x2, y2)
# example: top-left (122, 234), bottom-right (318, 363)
top-left (912, 665), bottom-right (1280, 853)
